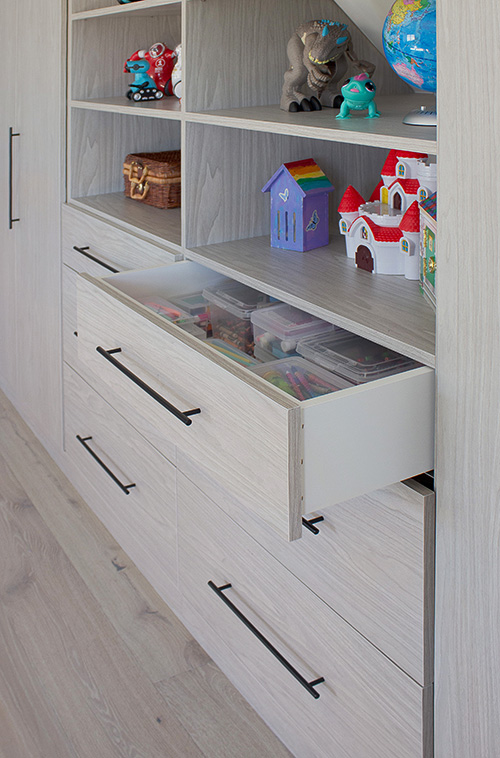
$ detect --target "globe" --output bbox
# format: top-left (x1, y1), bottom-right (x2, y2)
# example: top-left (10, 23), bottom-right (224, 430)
top-left (382, 0), bottom-right (437, 93)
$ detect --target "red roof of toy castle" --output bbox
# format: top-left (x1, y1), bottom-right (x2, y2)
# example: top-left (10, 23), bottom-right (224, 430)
top-left (399, 201), bottom-right (421, 233)
top-left (369, 180), bottom-right (384, 202)
top-left (358, 217), bottom-right (403, 242)
top-left (338, 185), bottom-right (365, 213)
top-left (381, 149), bottom-right (428, 177)
top-left (389, 178), bottom-right (421, 195)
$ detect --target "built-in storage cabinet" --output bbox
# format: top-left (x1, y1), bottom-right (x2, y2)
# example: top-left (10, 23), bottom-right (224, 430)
top-left (62, 1), bottom-right (438, 755)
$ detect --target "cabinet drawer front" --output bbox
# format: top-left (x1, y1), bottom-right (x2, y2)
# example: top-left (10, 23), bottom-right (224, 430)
top-left (63, 364), bottom-right (178, 598)
top-left (62, 204), bottom-right (180, 274)
top-left (177, 473), bottom-right (431, 758)
top-left (291, 481), bottom-right (435, 686)
top-left (76, 269), bottom-right (301, 541)
top-left (177, 452), bottom-right (434, 686)
top-left (76, 262), bottom-right (434, 542)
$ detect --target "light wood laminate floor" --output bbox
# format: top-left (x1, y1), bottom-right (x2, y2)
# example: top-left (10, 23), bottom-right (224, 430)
top-left (0, 390), bottom-right (291, 758)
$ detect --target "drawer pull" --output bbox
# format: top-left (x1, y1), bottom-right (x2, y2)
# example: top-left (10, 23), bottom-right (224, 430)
top-left (302, 516), bottom-right (324, 535)
top-left (96, 346), bottom-right (201, 426)
top-left (208, 581), bottom-right (325, 699)
top-left (73, 246), bottom-right (119, 273)
top-left (9, 127), bottom-right (20, 229)
top-left (76, 435), bottom-right (136, 494)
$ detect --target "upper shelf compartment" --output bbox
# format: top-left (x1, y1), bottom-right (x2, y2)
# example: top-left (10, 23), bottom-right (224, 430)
top-left (70, 2), bottom-right (181, 113)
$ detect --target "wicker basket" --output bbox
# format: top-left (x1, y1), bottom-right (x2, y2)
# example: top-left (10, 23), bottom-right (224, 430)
top-left (123, 150), bottom-right (181, 209)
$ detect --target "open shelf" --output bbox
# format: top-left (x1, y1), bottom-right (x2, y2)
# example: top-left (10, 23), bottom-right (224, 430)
top-left (71, 97), bottom-right (181, 119)
top-left (186, 95), bottom-right (437, 154)
top-left (70, 193), bottom-right (182, 253)
top-left (185, 234), bottom-right (435, 367)
top-left (72, 0), bottom-right (181, 21)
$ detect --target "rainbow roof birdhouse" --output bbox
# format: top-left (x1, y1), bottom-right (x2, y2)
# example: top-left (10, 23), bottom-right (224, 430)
top-left (262, 159), bottom-right (334, 252)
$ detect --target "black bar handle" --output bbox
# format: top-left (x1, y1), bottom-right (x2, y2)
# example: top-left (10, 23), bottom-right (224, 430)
top-left (9, 127), bottom-right (20, 229)
top-left (73, 246), bottom-right (119, 273)
top-left (208, 581), bottom-right (325, 699)
top-left (76, 435), bottom-right (136, 494)
top-left (96, 346), bottom-right (201, 426)
top-left (302, 516), bottom-right (324, 535)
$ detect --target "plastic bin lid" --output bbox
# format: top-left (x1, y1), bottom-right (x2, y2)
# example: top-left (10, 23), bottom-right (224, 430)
top-left (203, 280), bottom-right (270, 319)
top-left (250, 302), bottom-right (334, 340)
top-left (297, 331), bottom-right (418, 382)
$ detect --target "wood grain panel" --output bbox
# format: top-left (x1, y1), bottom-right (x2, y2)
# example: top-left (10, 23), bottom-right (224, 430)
top-left (435, 1), bottom-right (500, 756)
top-left (178, 451), bottom-right (434, 685)
top-left (76, 270), bottom-right (302, 540)
top-left (63, 203), bottom-right (180, 271)
top-left (177, 472), bottom-right (432, 758)
top-left (63, 364), bottom-right (179, 605)
top-left (184, 0), bottom-right (410, 112)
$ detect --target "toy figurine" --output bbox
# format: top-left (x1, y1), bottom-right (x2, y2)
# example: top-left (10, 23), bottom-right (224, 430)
top-left (125, 57), bottom-right (162, 101)
top-left (336, 73), bottom-right (380, 119)
top-left (124, 43), bottom-right (177, 101)
top-left (171, 44), bottom-right (182, 99)
top-left (280, 19), bottom-right (375, 112)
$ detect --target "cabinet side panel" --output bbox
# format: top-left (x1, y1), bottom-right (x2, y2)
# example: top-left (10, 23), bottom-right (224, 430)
top-left (435, 0), bottom-right (500, 756)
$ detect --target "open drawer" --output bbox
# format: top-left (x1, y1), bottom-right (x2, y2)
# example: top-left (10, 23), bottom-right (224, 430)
top-left (76, 262), bottom-right (435, 541)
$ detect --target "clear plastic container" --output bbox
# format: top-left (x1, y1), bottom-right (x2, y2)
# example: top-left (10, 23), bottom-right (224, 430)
top-left (170, 291), bottom-right (209, 317)
top-left (251, 357), bottom-right (352, 401)
top-left (206, 338), bottom-right (259, 367)
top-left (297, 331), bottom-right (419, 384)
top-left (137, 295), bottom-right (196, 326)
top-left (251, 303), bottom-right (335, 362)
top-left (203, 281), bottom-right (271, 355)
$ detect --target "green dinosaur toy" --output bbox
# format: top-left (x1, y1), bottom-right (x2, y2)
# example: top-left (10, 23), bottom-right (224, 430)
top-left (336, 73), bottom-right (380, 119)
top-left (280, 19), bottom-right (375, 112)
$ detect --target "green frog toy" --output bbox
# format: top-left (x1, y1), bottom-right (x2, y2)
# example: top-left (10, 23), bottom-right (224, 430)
top-left (336, 73), bottom-right (380, 119)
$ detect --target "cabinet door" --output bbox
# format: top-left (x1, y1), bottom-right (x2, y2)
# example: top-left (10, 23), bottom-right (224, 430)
top-left (0, 2), bottom-right (18, 395)
top-left (13, 0), bottom-right (63, 448)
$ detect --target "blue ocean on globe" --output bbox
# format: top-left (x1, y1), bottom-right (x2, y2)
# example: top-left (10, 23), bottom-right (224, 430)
top-left (382, 0), bottom-right (437, 93)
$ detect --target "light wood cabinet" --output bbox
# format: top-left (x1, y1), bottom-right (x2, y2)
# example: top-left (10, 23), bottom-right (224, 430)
top-left (58, 1), bottom-right (440, 755)
top-left (0, 0), bottom-right (65, 454)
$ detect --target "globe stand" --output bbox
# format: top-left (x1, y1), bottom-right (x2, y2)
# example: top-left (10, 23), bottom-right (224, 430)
top-left (403, 103), bottom-right (437, 127)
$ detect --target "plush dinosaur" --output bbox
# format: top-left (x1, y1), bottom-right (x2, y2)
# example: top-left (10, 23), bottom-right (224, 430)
top-left (280, 19), bottom-right (375, 112)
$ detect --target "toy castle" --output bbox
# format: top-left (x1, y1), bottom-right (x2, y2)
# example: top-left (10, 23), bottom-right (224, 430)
top-left (338, 150), bottom-right (437, 279)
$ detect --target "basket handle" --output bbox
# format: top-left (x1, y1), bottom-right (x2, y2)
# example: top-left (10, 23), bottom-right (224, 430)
top-left (128, 161), bottom-right (149, 183)
top-left (130, 180), bottom-right (150, 200)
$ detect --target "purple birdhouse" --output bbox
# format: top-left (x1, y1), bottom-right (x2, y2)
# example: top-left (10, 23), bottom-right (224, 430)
top-left (262, 159), bottom-right (334, 252)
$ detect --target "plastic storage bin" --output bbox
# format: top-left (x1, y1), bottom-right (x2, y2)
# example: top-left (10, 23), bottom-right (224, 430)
top-left (297, 331), bottom-right (419, 384)
top-left (251, 303), bottom-right (335, 362)
top-left (203, 281), bottom-right (271, 355)
top-left (251, 357), bottom-right (353, 401)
